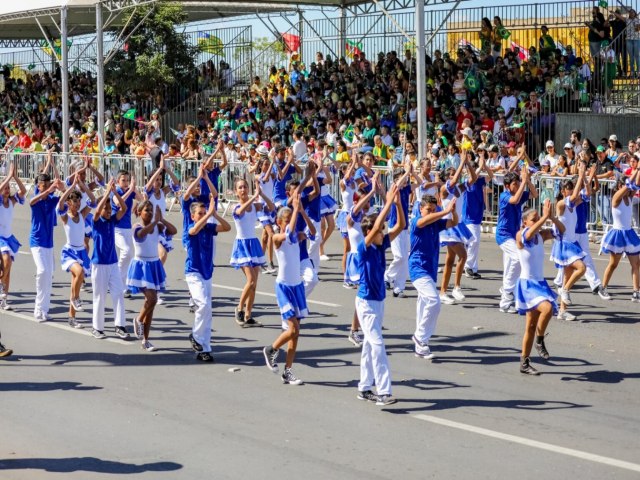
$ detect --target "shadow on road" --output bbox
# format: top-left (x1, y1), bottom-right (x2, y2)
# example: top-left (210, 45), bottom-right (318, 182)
top-left (556, 369), bottom-right (640, 383)
top-left (383, 398), bottom-right (590, 414)
top-left (0, 457), bottom-right (182, 474)
top-left (0, 381), bottom-right (102, 392)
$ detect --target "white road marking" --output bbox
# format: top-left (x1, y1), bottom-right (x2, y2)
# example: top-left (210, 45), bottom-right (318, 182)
top-left (414, 414), bottom-right (640, 473)
top-left (18, 251), bottom-right (31, 255)
top-left (1, 309), bottom-right (135, 346)
top-left (211, 283), bottom-right (341, 308)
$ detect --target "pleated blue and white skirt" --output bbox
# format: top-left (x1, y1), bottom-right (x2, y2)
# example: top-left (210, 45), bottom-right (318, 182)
top-left (276, 281), bottom-right (308, 328)
top-left (126, 258), bottom-right (166, 293)
top-left (515, 278), bottom-right (559, 315)
top-left (336, 210), bottom-right (349, 238)
top-left (601, 228), bottom-right (640, 255)
top-left (321, 195), bottom-right (337, 216)
top-left (230, 238), bottom-right (266, 268)
top-left (257, 208), bottom-right (276, 227)
top-left (159, 232), bottom-right (174, 253)
top-left (60, 246), bottom-right (91, 276)
top-left (344, 251), bottom-right (361, 284)
top-left (550, 239), bottom-right (586, 267)
top-left (84, 213), bottom-right (94, 237)
top-left (0, 235), bottom-right (21, 259)
top-left (440, 222), bottom-right (473, 246)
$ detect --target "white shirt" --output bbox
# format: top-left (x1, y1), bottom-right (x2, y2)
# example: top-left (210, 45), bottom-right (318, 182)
top-left (292, 139), bottom-right (307, 160)
top-left (500, 95), bottom-right (518, 123)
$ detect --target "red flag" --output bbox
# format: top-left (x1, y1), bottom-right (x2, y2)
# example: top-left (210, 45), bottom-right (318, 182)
top-left (281, 33), bottom-right (300, 53)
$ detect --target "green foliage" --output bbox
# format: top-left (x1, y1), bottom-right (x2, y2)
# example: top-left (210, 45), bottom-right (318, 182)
top-left (105, 2), bottom-right (199, 96)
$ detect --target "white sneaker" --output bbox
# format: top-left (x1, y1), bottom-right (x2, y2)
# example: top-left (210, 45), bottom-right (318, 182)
top-left (499, 287), bottom-right (514, 301)
top-left (632, 291), bottom-right (640, 303)
top-left (141, 340), bottom-right (157, 352)
top-left (439, 293), bottom-right (456, 305)
top-left (320, 254), bottom-right (330, 261)
top-left (597, 286), bottom-right (612, 301)
top-left (437, 266), bottom-right (443, 273)
top-left (558, 288), bottom-right (572, 305)
top-left (557, 310), bottom-right (577, 321)
top-left (451, 287), bottom-right (466, 301)
top-left (71, 297), bottom-right (84, 311)
top-left (412, 335), bottom-right (435, 360)
top-left (156, 295), bottom-right (164, 305)
top-left (499, 305), bottom-right (518, 314)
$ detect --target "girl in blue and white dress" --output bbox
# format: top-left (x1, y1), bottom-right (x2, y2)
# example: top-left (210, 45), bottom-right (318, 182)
top-left (336, 159), bottom-right (357, 280)
top-left (319, 158), bottom-right (337, 262)
top-left (250, 157), bottom-right (277, 274)
top-left (439, 157), bottom-right (477, 304)
top-left (144, 160), bottom-right (180, 304)
top-left (601, 168), bottom-right (640, 302)
top-left (550, 178), bottom-right (587, 321)
top-left (230, 178), bottom-right (275, 327)
top-left (262, 193), bottom-right (309, 386)
top-left (515, 199), bottom-right (564, 376)
top-left (0, 163), bottom-right (27, 310)
top-left (0, 162), bottom-right (26, 311)
top-left (57, 178), bottom-right (95, 328)
top-left (127, 201), bottom-right (177, 352)
top-left (411, 159), bottom-right (440, 218)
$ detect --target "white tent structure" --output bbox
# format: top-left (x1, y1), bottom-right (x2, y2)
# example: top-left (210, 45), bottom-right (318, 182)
top-left (0, 0), bottom-right (432, 158)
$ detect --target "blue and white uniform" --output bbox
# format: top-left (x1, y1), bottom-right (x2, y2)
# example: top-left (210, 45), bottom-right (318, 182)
top-left (30, 187), bottom-right (58, 318)
top-left (345, 207), bottom-right (364, 284)
top-left (112, 186), bottom-right (135, 287)
top-left (0, 195), bottom-right (23, 259)
top-left (575, 189), bottom-right (601, 290)
top-left (410, 216), bottom-right (448, 355)
top-left (515, 228), bottom-right (558, 315)
top-left (230, 204), bottom-right (266, 268)
top-left (411, 174), bottom-right (437, 217)
top-left (91, 213), bottom-right (126, 331)
top-left (550, 197), bottom-right (586, 267)
top-left (185, 222), bottom-right (219, 353)
top-left (275, 226), bottom-right (308, 329)
top-left (256, 172), bottom-right (276, 226)
top-left (601, 196), bottom-right (640, 255)
top-left (126, 225), bottom-right (167, 293)
top-left (319, 168), bottom-right (337, 217)
top-left (440, 183), bottom-right (472, 246)
top-left (463, 176), bottom-right (486, 273)
top-left (355, 234), bottom-right (392, 397)
top-left (384, 182), bottom-right (411, 294)
top-left (65, 177), bottom-right (99, 237)
top-left (59, 208), bottom-right (91, 276)
top-left (147, 187), bottom-right (177, 252)
top-left (336, 178), bottom-right (356, 238)
top-left (272, 161), bottom-right (296, 207)
top-left (302, 184), bottom-right (322, 270)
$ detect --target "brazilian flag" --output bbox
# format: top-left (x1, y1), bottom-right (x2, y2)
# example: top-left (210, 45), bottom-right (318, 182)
top-left (464, 73), bottom-right (479, 94)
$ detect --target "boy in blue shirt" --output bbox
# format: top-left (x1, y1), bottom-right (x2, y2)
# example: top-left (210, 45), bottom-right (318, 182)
top-left (384, 165), bottom-right (412, 297)
top-left (91, 179), bottom-right (129, 339)
top-left (185, 195), bottom-right (231, 362)
top-left (463, 154), bottom-right (492, 279)
top-left (496, 170), bottom-right (538, 313)
top-left (409, 195), bottom-right (458, 360)
top-left (355, 183), bottom-right (404, 406)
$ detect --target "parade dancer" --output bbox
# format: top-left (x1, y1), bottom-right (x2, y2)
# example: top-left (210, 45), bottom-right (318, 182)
top-left (600, 169), bottom-right (640, 301)
top-left (516, 200), bottom-right (563, 375)
top-left (336, 160), bottom-right (357, 280)
top-left (251, 156), bottom-right (277, 274)
top-left (128, 202), bottom-right (177, 351)
top-left (65, 157), bottom-right (104, 253)
top-left (496, 170), bottom-right (538, 313)
top-left (230, 178), bottom-right (275, 327)
top-left (113, 170), bottom-right (142, 297)
top-left (319, 156), bottom-right (337, 261)
top-left (185, 195), bottom-right (231, 362)
top-left (463, 155), bottom-right (491, 279)
top-left (0, 162), bottom-right (26, 310)
top-left (355, 183), bottom-right (404, 406)
top-left (91, 179), bottom-right (130, 340)
top-left (410, 195), bottom-right (458, 360)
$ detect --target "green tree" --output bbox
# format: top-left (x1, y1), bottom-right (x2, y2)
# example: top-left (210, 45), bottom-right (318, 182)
top-left (105, 2), bottom-right (199, 96)
top-left (245, 37), bottom-right (288, 80)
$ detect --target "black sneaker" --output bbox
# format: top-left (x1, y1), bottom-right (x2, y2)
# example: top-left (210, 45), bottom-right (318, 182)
top-left (375, 395), bottom-right (397, 406)
top-left (189, 333), bottom-right (203, 352)
top-left (242, 317), bottom-right (263, 328)
top-left (357, 390), bottom-right (378, 402)
top-left (124, 289), bottom-right (132, 299)
top-left (470, 271), bottom-right (482, 280)
top-left (234, 308), bottom-right (245, 326)
top-left (92, 329), bottom-right (107, 339)
top-left (114, 326), bottom-right (130, 340)
top-left (281, 368), bottom-right (303, 385)
top-left (520, 357), bottom-right (540, 376)
top-left (534, 339), bottom-right (550, 360)
top-left (464, 267), bottom-right (474, 278)
top-left (196, 352), bottom-right (214, 362)
top-left (263, 346), bottom-right (279, 373)
top-left (0, 342), bottom-right (12, 357)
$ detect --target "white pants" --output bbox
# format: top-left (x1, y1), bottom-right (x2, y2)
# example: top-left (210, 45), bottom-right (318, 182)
top-left (91, 263), bottom-right (126, 331)
top-left (499, 238), bottom-right (520, 309)
top-left (186, 273), bottom-right (212, 353)
top-left (412, 276), bottom-right (441, 350)
top-left (355, 297), bottom-right (392, 396)
top-left (307, 219), bottom-right (321, 272)
top-left (114, 228), bottom-right (134, 287)
top-left (32, 246), bottom-right (53, 316)
top-left (301, 258), bottom-right (318, 298)
top-left (554, 233), bottom-right (601, 291)
top-left (464, 223), bottom-right (482, 272)
top-left (385, 229), bottom-right (409, 292)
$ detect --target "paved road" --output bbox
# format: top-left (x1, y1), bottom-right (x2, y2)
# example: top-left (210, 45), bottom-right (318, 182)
top-left (1, 206), bottom-right (639, 479)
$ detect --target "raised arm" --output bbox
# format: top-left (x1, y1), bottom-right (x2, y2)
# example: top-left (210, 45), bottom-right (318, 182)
top-left (387, 187), bottom-right (406, 242)
top-left (136, 206), bottom-right (162, 240)
top-left (188, 195), bottom-right (217, 236)
top-left (569, 162), bottom-right (586, 205)
top-left (508, 169), bottom-right (529, 204)
top-left (31, 178), bottom-right (64, 206)
top-left (364, 184), bottom-right (398, 247)
top-left (0, 163), bottom-right (15, 194)
top-left (183, 166), bottom-right (204, 201)
top-left (352, 171), bottom-right (380, 217)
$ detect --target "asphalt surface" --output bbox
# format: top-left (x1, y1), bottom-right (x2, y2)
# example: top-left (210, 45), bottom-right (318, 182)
top-left (1, 205), bottom-right (639, 480)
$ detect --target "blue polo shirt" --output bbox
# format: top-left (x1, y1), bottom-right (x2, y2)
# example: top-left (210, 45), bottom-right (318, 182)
top-left (111, 186), bottom-right (134, 229)
top-left (30, 189), bottom-right (58, 248)
top-left (272, 162), bottom-right (296, 205)
top-left (495, 190), bottom-right (530, 245)
top-left (575, 191), bottom-right (590, 235)
top-left (181, 194), bottom-right (208, 246)
top-left (356, 234), bottom-right (391, 301)
top-left (302, 186), bottom-right (321, 223)
top-left (409, 216), bottom-right (448, 282)
top-left (462, 177), bottom-right (486, 225)
top-left (91, 215), bottom-right (118, 265)
top-left (200, 166), bottom-right (221, 199)
top-left (388, 183), bottom-right (411, 230)
top-left (185, 223), bottom-right (218, 280)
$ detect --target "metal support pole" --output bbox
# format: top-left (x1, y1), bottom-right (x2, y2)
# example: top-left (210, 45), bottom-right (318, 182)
top-left (97, 2), bottom-right (105, 151)
top-left (339, 5), bottom-right (346, 59)
top-left (415, 0), bottom-right (427, 160)
top-left (298, 10), bottom-right (304, 62)
top-left (61, 6), bottom-right (70, 155)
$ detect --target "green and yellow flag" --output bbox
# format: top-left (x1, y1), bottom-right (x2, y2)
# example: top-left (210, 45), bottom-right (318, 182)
top-left (198, 32), bottom-right (224, 56)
